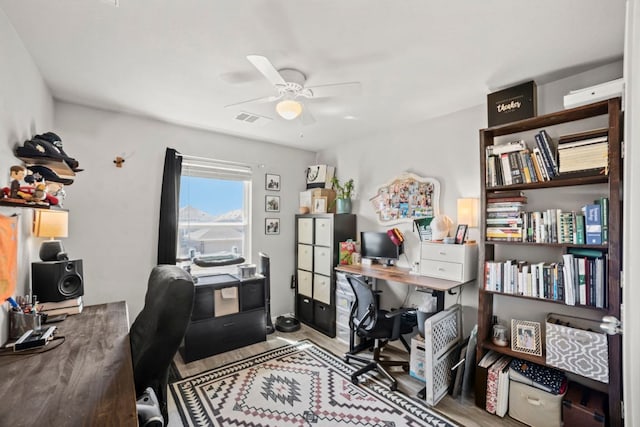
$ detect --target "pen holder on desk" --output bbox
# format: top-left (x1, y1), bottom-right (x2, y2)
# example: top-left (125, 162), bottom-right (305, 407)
top-left (9, 311), bottom-right (42, 339)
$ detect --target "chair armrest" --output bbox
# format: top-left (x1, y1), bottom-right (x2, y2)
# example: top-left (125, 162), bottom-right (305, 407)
top-left (384, 307), bottom-right (412, 319)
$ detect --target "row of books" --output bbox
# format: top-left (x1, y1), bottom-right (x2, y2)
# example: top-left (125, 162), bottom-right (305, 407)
top-left (483, 249), bottom-right (607, 307)
top-left (485, 130), bottom-right (558, 187)
top-left (486, 196), bottom-right (609, 245)
top-left (485, 129), bottom-right (608, 187)
top-left (557, 130), bottom-right (608, 175)
top-left (36, 296), bottom-right (84, 316)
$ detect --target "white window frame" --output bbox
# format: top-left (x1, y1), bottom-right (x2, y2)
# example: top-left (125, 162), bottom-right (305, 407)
top-left (178, 156), bottom-right (252, 275)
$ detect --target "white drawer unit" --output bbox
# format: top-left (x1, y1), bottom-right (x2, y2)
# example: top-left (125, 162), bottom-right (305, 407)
top-left (297, 244), bottom-right (313, 271)
top-left (298, 269), bottom-right (313, 297)
top-left (313, 273), bottom-right (331, 305)
top-left (336, 306), bottom-right (351, 327)
top-left (297, 217), bottom-right (314, 244)
top-left (294, 214), bottom-right (357, 337)
top-left (314, 218), bottom-right (332, 246)
top-left (313, 246), bottom-right (332, 276)
top-left (419, 242), bottom-right (478, 282)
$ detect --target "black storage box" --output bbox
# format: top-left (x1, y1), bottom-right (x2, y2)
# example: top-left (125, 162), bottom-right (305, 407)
top-left (562, 382), bottom-right (607, 427)
top-left (487, 80), bottom-right (537, 127)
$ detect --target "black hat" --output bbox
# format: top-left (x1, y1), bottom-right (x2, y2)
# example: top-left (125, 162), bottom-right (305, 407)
top-left (15, 138), bottom-right (63, 160)
top-left (27, 165), bottom-right (74, 185)
top-left (28, 135), bottom-right (82, 172)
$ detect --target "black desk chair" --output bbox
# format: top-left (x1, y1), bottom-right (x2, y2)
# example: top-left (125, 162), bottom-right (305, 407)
top-left (344, 275), bottom-right (409, 391)
top-left (130, 265), bottom-right (195, 426)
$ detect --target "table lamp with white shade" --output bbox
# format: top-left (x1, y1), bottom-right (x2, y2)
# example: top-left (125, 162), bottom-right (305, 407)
top-left (33, 209), bottom-right (69, 261)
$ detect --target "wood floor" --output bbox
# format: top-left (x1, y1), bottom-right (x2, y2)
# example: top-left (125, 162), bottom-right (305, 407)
top-left (168, 324), bottom-right (525, 427)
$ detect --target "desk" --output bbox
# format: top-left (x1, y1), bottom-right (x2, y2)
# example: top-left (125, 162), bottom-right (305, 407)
top-left (335, 263), bottom-right (467, 312)
top-left (0, 302), bottom-right (137, 426)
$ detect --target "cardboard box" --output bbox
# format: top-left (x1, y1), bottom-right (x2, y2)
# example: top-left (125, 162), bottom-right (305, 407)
top-left (487, 81), bottom-right (537, 127)
top-left (410, 335), bottom-right (426, 382)
top-left (312, 188), bottom-right (336, 213)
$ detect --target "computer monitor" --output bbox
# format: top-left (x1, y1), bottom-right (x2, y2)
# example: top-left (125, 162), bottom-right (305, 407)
top-left (360, 231), bottom-right (403, 266)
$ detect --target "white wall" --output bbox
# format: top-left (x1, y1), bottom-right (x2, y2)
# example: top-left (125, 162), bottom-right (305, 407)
top-left (317, 61), bottom-right (623, 336)
top-left (0, 10), bottom-right (53, 345)
top-left (54, 102), bottom-right (315, 322)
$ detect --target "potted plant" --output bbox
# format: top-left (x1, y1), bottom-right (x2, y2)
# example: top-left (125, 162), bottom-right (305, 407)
top-left (330, 176), bottom-right (354, 214)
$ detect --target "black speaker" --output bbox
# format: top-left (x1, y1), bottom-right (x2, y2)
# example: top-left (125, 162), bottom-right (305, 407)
top-left (32, 260), bottom-right (84, 302)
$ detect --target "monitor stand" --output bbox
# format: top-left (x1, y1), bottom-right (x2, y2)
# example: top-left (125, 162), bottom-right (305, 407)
top-left (382, 259), bottom-right (395, 267)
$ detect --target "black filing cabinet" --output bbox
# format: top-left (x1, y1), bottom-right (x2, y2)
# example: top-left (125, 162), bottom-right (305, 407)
top-left (181, 273), bottom-right (267, 362)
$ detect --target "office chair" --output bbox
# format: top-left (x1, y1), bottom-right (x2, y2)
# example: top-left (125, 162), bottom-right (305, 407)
top-left (130, 265), bottom-right (195, 426)
top-left (344, 275), bottom-right (410, 391)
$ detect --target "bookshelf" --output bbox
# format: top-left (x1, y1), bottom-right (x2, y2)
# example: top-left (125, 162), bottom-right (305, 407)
top-left (476, 97), bottom-right (622, 426)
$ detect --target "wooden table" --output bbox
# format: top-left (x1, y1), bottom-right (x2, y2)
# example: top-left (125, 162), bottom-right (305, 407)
top-left (335, 263), bottom-right (467, 311)
top-left (0, 302), bottom-right (137, 426)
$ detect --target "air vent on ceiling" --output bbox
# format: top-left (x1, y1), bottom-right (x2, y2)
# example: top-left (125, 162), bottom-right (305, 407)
top-left (234, 112), bottom-right (272, 126)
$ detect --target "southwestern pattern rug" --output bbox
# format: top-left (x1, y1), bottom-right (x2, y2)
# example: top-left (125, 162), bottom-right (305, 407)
top-left (170, 340), bottom-right (458, 426)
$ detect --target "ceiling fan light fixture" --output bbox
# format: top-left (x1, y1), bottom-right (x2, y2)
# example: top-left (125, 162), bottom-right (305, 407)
top-left (276, 99), bottom-right (303, 120)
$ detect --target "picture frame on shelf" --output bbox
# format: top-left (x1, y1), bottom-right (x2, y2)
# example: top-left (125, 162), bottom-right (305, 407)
top-left (454, 224), bottom-right (468, 244)
top-left (265, 174), bottom-right (280, 191)
top-left (313, 196), bottom-right (328, 214)
top-left (511, 319), bottom-right (542, 357)
top-left (265, 195), bottom-right (280, 212)
top-left (265, 218), bottom-right (280, 235)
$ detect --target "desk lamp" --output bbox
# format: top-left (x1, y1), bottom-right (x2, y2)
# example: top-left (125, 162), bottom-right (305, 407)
top-left (457, 198), bottom-right (479, 242)
top-left (33, 209), bottom-right (69, 261)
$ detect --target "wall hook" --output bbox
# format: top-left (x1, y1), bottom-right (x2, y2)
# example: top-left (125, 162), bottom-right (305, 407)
top-left (113, 156), bottom-right (126, 167)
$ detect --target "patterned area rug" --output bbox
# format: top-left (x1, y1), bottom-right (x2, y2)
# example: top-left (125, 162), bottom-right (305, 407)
top-left (170, 340), bottom-right (458, 426)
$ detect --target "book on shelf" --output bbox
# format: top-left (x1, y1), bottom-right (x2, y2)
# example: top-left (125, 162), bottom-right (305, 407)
top-left (496, 358), bottom-right (511, 417)
top-left (37, 296), bottom-right (83, 311)
top-left (499, 153), bottom-right (513, 186)
top-left (476, 350), bottom-right (501, 408)
top-left (596, 197), bottom-right (609, 244)
top-left (534, 132), bottom-right (557, 178)
top-left (532, 147), bottom-right (550, 181)
top-left (539, 130), bottom-right (560, 176)
top-left (40, 301), bottom-right (84, 316)
top-left (487, 190), bottom-right (525, 199)
top-left (486, 355), bottom-right (511, 414)
top-left (508, 152), bottom-right (524, 184)
top-left (583, 204), bottom-right (602, 244)
top-left (574, 213), bottom-right (586, 244)
top-left (486, 140), bottom-right (526, 156)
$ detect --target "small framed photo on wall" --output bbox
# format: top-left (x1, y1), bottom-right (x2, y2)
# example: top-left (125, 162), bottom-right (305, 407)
top-left (265, 174), bottom-right (280, 191)
top-left (265, 195), bottom-right (280, 212)
top-left (265, 218), bottom-right (280, 235)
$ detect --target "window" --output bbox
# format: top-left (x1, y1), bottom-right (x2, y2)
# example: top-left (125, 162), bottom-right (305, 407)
top-left (177, 157), bottom-right (252, 274)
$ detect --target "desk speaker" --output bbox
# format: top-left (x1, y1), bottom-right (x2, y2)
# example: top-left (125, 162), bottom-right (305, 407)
top-left (32, 260), bottom-right (84, 302)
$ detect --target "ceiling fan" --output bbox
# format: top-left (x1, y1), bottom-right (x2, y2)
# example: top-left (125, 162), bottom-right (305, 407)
top-left (225, 55), bottom-right (361, 124)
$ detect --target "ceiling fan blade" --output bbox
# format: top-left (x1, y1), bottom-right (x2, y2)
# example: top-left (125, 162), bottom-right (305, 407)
top-left (304, 81), bottom-right (362, 99)
top-left (247, 55), bottom-right (286, 87)
top-left (224, 94), bottom-right (281, 108)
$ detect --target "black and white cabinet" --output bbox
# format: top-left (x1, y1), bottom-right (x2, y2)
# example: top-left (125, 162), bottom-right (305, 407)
top-left (295, 214), bottom-right (357, 337)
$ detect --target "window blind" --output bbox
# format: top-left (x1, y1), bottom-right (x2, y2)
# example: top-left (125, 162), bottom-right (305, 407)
top-left (180, 155), bottom-right (252, 181)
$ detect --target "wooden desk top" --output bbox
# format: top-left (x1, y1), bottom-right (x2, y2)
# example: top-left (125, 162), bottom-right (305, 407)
top-left (0, 302), bottom-right (137, 426)
top-left (335, 263), bottom-right (465, 292)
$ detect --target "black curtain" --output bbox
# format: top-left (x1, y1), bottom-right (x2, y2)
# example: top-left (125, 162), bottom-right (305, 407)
top-left (157, 148), bottom-right (182, 265)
